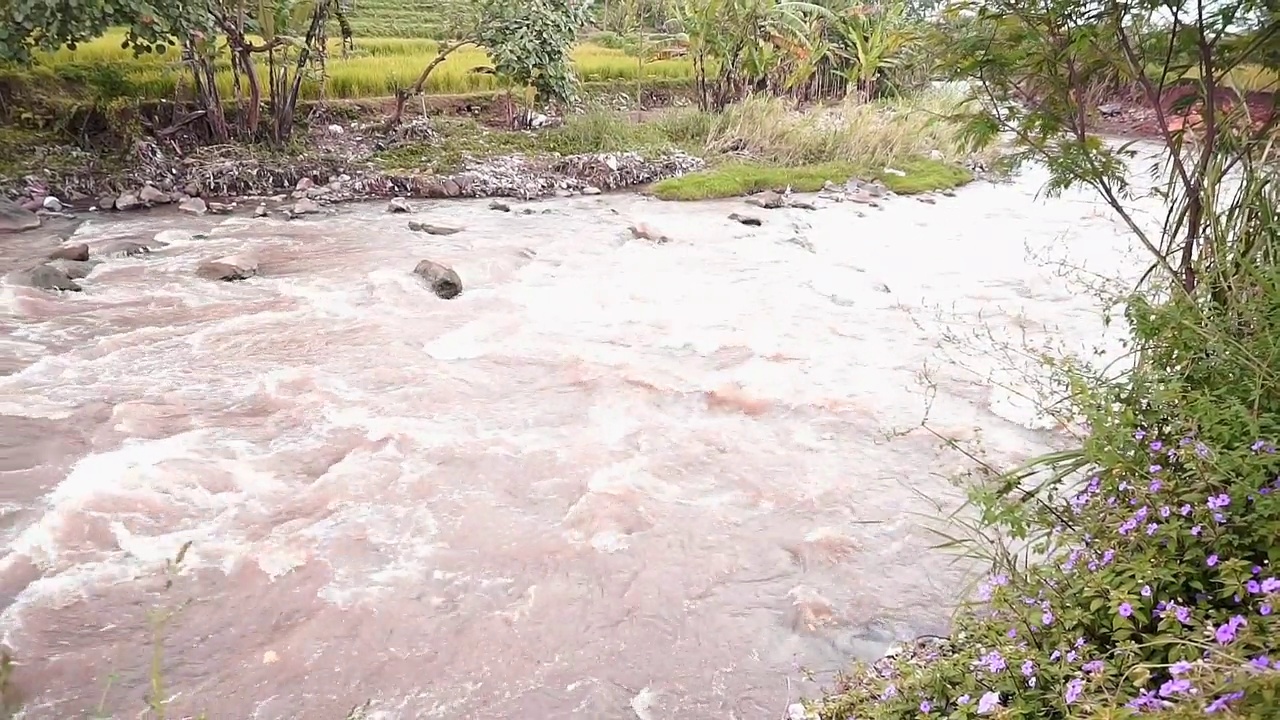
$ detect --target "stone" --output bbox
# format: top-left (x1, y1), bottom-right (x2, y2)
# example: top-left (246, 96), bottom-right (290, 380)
top-left (49, 243), bottom-right (89, 262)
top-left (254, 204), bottom-right (269, 218)
top-left (114, 192), bottom-right (142, 211)
top-left (41, 196), bottom-right (64, 212)
top-left (295, 177), bottom-right (315, 192)
top-left (207, 201), bottom-right (233, 214)
top-left (21, 199), bottom-right (41, 212)
top-left (388, 197), bottom-right (413, 213)
top-left (183, 182), bottom-right (201, 197)
top-left (629, 221), bottom-right (672, 244)
top-left (781, 236), bottom-right (815, 253)
top-left (327, 124), bottom-right (344, 135)
top-left (139, 185), bottom-right (171, 204)
top-left (745, 190), bottom-right (786, 209)
top-left (48, 259), bottom-right (100, 279)
top-left (443, 179), bottom-right (461, 197)
top-left (917, 196), bottom-right (937, 204)
top-left (790, 200), bottom-right (817, 211)
top-left (197, 254), bottom-right (259, 281)
top-left (413, 259), bottom-right (463, 299)
top-left (98, 241), bottom-right (152, 258)
top-left (25, 264), bottom-right (81, 292)
top-left (293, 198), bottom-right (321, 215)
top-left (0, 197), bottom-right (41, 233)
top-left (729, 212), bottom-right (762, 226)
top-left (178, 196), bottom-right (208, 215)
top-left (154, 230), bottom-right (194, 245)
top-left (96, 195), bottom-right (117, 211)
top-left (489, 200), bottom-right (511, 212)
top-left (581, 186), bottom-right (602, 195)
top-left (408, 221), bottom-right (463, 236)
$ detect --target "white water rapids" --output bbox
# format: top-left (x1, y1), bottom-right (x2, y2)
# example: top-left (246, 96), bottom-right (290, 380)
top-left (0, 157), bottom-right (1161, 718)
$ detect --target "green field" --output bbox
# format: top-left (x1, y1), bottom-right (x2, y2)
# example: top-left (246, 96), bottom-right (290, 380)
top-left (30, 29), bottom-right (695, 101)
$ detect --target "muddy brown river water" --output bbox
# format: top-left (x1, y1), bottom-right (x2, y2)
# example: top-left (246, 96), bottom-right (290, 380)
top-left (0, 160), bottom-right (1161, 719)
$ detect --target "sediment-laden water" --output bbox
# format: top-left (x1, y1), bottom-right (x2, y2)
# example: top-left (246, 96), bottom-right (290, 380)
top-left (0, 158), bottom-right (1161, 718)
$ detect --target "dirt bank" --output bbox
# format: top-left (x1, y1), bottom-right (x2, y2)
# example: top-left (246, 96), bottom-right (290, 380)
top-left (1090, 83), bottom-right (1277, 139)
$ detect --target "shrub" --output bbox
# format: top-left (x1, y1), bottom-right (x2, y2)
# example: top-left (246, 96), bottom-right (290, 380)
top-left (812, 257), bottom-right (1280, 720)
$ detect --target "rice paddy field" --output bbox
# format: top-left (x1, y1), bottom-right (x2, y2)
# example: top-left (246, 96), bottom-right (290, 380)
top-left (30, 30), bottom-right (696, 101)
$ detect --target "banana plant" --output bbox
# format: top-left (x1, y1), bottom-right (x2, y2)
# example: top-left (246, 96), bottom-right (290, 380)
top-left (829, 0), bottom-right (913, 100)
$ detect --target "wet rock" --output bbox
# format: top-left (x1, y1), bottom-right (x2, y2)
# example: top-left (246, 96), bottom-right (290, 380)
top-left (581, 186), bottom-right (602, 195)
top-left (254, 204), bottom-right (269, 218)
top-left (293, 198), bottom-right (321, 215)
top-left (95, 195), bottom-right (117, 211)
top-left (917, 196), bottom-right (937, 204)
top-left (99, 241), bottom-right (152, 258)
top-left (942, 188), bottom-right (956, 198)
top-left (408, 221), bottom-right (463, 236)
top-left (746, 190), bottom-right (786, 209)
top-left (0, 197), bottom-right (41, 233)
top-left (197, 254), bottom-right (258, 281)
top-left (207, 201), bottom-right (234, 214)
top-left (781, 236), bottom-right (816, 253)
top-left (296, 177), bottom-right (315, 192)
top-left (154, 230), bottom-right (194, 245)
top-left (790, 200), bottom-right (818, 211)
top-left (729, 212), bottom-right (762, 226)
top-left (139, 185), bottom-right (171, 204)
top-left (25, 264), bottom-right (82, 292)
top-left (443, 179), bottom-right (461, 197)
top-left (629, 221), bottom-right (672, 244)
top-left (41, 196), bottom-right (64, 212)
top-left (178, 196), bottom-right (208, 215)
top-left (413, 259), bottom-right (463, 299)
top-left (1099, 103), bottom-right (1123, 117)
top-left (874, 282), bottom-right (891, 294)
top-left (49, 243), bottom-right (89, 262)
top-left (20, 198), bottom-right (41, 212)
top-left (489, 200), bottom-right (511, 212)
top-left (48, 258), bottom-right (100, 279)
top-left (115, 192), bottom-right (142, 212)
top-left (388, 197), bottom-right (413, 213)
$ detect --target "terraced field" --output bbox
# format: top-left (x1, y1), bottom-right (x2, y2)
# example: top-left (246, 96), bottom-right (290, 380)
top-left (342, 0), bottom-right (451, 38)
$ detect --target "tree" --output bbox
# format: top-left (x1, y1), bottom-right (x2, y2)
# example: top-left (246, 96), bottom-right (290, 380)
top-left (475, 0), bottom-right (593, 121)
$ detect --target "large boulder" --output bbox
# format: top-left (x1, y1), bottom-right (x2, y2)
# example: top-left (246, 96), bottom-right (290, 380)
top-left (114, 191), bottom-right (142, 212)
top-left (413, 260), bottom-right (462, 299)
top-left (0, 197), bottom-right (41, 233)
top-left (25, 264), bottom-right (82, 292)
top-left (48, 259), bottom-right (101, 279)
top-left (49, 243), bottom-right (90, 261)
top-left (139, 185), bottom-right (171, 204)
top-left (178, 196), bottom-right (208, 215)
top-left (197, 253), bottom-right (258, 281)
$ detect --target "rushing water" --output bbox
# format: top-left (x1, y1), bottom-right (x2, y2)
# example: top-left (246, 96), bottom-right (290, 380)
top-left (0, 160), bottom-right (1161, 718)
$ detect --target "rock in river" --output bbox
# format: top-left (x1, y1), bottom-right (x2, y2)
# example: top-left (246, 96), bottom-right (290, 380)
top-left (413, 260), bottom-right (463, 299)
top-left (197, 254), bottom-right (259, 281)
top-left (729, 212), bottom-right (762, 226)
top-left (179, 196), bottom-right (208, 215)
top-left (24, 265), bottom-right (82, 292)
top-left (49, 243), bottom-right (90, 262)
top-left (408, 221), bottom-right (463, 236)
top-left (48, 259), bottom-right (100, 279)
top-left (745, 190), bottom-right (786, 209)
top-left (0, 197), bottom-right (41, 233)
top-left (388, 197), bottom-right (413, 213)
top-left (98, 241), bottom-right (153, 258)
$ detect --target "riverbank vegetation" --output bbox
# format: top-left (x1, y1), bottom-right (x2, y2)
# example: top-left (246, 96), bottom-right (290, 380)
top-left (807, 0), bottom-right (1280, 717)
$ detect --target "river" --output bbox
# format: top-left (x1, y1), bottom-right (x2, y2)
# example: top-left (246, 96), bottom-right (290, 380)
top-left (0, 159), bottom-right (1159, 719)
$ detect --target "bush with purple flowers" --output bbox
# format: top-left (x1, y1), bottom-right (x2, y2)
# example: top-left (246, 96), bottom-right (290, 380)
top-left (812, 177), bottom-right (1280, 720)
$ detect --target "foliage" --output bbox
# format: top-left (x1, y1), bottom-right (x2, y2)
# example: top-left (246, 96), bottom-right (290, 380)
top-left (0, 0), bottom-right (209, 62)
top-left (472, 0), bottom-right (593, 107)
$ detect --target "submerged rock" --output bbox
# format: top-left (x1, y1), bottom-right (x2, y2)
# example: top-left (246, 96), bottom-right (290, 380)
top-left (629, 221), bottom-right (672, 244)
top-left (98, 241), bottom-right (152, 258)
top-left (388, 197), bottom-right (413, 213)
top-left (413, 259), bottom-right (463, 299)
top-left (293, 198), bottom-right (321, 215)
top-left (408, 221), bottom-right (463, 236)
top-left (197, 254), bottom-right (259, 281)
top-left (25, 264), bottom-right (82, 292)
top-left (729, 212), bottom-right (762, 226)
top-left (48, 259), bottom-right (100, 279)
top-left (49, 243), bottom-right (89, 262)
top-left (0, 197), bottom-right (41, 233)
top-left (746, 190), bottom-right (787, 209)
top-left (489, 200), bottom-right (512, 212)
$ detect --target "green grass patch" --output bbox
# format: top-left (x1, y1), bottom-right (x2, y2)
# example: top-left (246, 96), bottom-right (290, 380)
top-left (650, 157), bottom-right (971, 201)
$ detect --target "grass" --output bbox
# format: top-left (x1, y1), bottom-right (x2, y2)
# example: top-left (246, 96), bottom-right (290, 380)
top-left (649, 88), bottom-right (984, 200)
top-left (28, 30), bottom-right (696, 101)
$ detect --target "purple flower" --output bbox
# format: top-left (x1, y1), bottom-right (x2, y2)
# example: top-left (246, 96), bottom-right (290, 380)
top-left (1175, 605), bottom-right (1191, 624)
top-left (1246, 580), bottom-right (1261, 594)
top-left (1195, 442), bottom-right (1210, 458)
top-left (1149, 440), bottom-right (1163, 452)
top-left (1064, 678), bottom-right (1084, 705)
top-left (1135, 506), bottom-right (1149, 521)
top-left (1206, 691), bottom-right (1245, 713)
top-left (1158, 678), bottom-right (1191, 697)
top-left (1150, 480), bottom-right (1164, 492)
top-left (879, 684), bottom-right (897, 700)
top-left (1006, 627), bottom-right (1017, 638)
top-left (1262, 603), bottom-right (1273, 616)
top-left (1119, 518), bottom-right (1138, 535)
top-left (1119, 602), bottom-right (1134, 618)
top-left (1134, 429), bottom-right (1147, 440)
top-left (1127, 689), bottom-right (1170, 711)
top-left (1214, 616), bottom-right (1246, 644)
top-left (1083, 660), bottom-right (1104, 674)
top-left (1075, 637), bottom-right (1086, 648)
top-left (957, 694), bottom-right (972, 706)
top-left (1248, 656), bottom-right (1271, 671)
top-left (1179, 504), bottom-right (1192, 516)
top-left (1146, 523), bottom-right (1159, 535)
top-left (1066, 650), bottom-right (1078, 663)
top-left (1149, 464), bottom-right (1163, 474)
top-left (1042, 610), bottom-right (1054, 626)
top-left (919, 700), bottom-right (932, 714)
top-left (1141, 585), bottom-right (1152, 597)
top-left (1050, 650), bottom-right (1061, 661)
top-left (976, 650), bottom-right (1006, 673)
top-left (1251, 440), bottom-right (1275, 454)
top-left (1192, 525), bottom-right (1203, 536)
top-left (977, 691), bottom-right (1000, 715)
top-left (1170, 661), bottom-right (1193, 675)
top-left (1102, 549), bottom-right (1116, 565)
top-left (1207, 554), bottom-right (1219, 567)
top-left (1261, 577), bottom-right (1280, 593)
top-left (1159, 505), bottom-right (1171, 517)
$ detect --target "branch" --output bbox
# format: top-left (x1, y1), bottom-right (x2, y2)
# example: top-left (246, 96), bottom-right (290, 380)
top-left (410, 37), bottom-right (477, 96)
